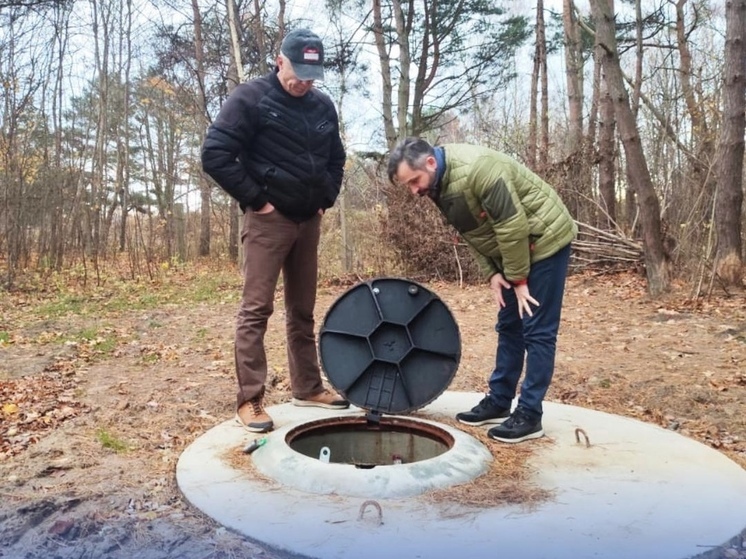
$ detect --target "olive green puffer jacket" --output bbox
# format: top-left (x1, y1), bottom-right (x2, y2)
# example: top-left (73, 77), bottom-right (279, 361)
top-left (435, 144), bottom-right (577, 282)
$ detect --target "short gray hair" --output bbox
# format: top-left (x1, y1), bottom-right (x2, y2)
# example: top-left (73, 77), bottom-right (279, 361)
top-left (387, 137), bottom-right (434, 184)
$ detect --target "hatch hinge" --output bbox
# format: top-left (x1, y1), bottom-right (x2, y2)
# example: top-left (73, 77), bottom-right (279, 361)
top-left (365, 409), bottom-right (382, 427)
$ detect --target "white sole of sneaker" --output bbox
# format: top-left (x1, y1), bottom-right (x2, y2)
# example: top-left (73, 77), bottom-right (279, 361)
top-left (489, 429), bottom-right (545, 444)
top-left (291, 398), bottom-right (350, 410)
top-left (456, 416), bottom-right (509, 426)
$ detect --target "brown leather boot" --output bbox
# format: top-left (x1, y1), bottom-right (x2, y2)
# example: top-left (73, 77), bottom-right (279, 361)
top-left (292, 389), bottom-right (349, 410)
top-left (236, 391), bottom-right (273, 433)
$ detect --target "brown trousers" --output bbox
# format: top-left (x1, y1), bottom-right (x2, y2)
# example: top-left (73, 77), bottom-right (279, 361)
top-left (235, 209), bottom-right (324, 409)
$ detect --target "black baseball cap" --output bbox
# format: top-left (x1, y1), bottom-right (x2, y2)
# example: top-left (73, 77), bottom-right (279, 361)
top-left (280, 29), bottom-right (325, 81)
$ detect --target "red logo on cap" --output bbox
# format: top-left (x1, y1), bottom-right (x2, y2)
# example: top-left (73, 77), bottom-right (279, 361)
top-left (302, 47), bottom-right (320, 62)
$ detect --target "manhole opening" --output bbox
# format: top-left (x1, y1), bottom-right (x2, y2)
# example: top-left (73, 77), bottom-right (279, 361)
top-left (286, 416), bottom-right (454, 468)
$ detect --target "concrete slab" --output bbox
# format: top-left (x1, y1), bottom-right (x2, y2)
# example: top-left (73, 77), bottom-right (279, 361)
top-left (177, 391), bottom-right (746, 559)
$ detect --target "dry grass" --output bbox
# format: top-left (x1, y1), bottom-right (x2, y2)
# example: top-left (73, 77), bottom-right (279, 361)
top-left (415, 415), bottom-right (554, 509)
top-left (221, 445), bottom-right (280, 488)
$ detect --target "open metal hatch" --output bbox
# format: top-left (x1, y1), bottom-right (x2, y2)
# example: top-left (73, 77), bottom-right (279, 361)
top-left (319, 278), bottom-right (461, 421)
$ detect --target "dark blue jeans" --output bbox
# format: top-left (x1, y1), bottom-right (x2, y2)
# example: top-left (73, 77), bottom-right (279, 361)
top-left (487, 243), bottom-right (572, 420)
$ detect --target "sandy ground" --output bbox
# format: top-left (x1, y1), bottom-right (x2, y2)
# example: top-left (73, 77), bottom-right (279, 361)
top-left (1, 270), bottom-right (745, 558)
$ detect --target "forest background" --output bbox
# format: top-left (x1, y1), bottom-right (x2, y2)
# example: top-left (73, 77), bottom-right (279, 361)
top-left (2, 1), bottom-right (746, 557)
top-left (1, 0), bottom-right (745, 295)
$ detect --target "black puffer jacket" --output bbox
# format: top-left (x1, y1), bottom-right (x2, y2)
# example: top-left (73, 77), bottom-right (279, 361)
top-left (201, 69), bottom-right (346, 222)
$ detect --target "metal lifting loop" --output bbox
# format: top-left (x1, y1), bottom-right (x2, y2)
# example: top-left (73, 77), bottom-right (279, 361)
top-left (575, 427), bottom-right (591, 448)
top-left (358, 499), bottom-right (383, 525)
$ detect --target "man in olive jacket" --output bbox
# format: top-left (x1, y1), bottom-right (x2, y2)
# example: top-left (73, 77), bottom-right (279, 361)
top-left (388, 137), bottom-right (577, 443)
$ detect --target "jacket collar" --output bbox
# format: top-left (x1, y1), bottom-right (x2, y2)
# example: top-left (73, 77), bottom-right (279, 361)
top-left (428, 146), bottom-right (446, 200)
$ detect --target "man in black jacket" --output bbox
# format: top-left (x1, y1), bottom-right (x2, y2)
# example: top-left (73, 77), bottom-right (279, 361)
top-left (202, 28), bottom-right (348, 433)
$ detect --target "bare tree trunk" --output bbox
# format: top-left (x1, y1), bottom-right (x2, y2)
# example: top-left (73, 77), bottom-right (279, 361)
top-left (372, 0), bottom-right (397, 149)
top-left (225, 1), bottom-right (243, 263)
top-left (714, 0), bottom-right (746, 285)
top-left (119, 0), bottom-right (133, 253)
top-left (539, 6), bottom-right (549, 168)
top-left (227, 0), bottom-right (245, 83)
top-left (51, 3), bottom-right (71, 270)
top-left (252, 0), bottom-right (269, 74)
top-left (563, 0), bottom-right (583, 153)
top-left (277, 0), bottom-right (286, 37)
top-left (91, 0), bottom-right (112, 281)
top-left (327, 10), bottom-right (355, 272)
top-left (527, 0), bottom-right (545, 168)
top-left (676, 0), bottom-right (704, 136)
top-left (676, 0), bottom-right (716, 229)
top-left (192, 0), bottom-right (210, 257)
top-left (676, 3), bottom-right (712, 153)
top-left (618, 0), bottom-right (643, 231)
top-left (411, 1), bottom-right (443, 137)
top-left (587, 37), bottom-right (600, 151)
top-left (582, 36), bottom-right (604, 224)
top-left (393, 0), bottom-right (411, 138)
top-left (561, 0), bottom-right (590, 223)
top-left (629, 0), bottom-right (643, 117)
top-left (590, 0), bottom-right (670, 296)
top-left (598, 60), bottom-right (617, 229)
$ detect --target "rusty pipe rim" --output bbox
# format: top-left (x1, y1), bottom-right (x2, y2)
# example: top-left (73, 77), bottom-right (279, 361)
top-left (285, 415), bottom-right (455, 449)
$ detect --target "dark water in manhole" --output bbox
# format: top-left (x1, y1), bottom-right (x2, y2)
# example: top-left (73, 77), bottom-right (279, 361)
top-left (286, 418), bottom-right (454, 468)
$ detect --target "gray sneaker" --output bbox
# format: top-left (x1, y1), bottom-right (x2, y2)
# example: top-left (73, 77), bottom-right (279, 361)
top-left (488, 409), bottom-right (544, 443)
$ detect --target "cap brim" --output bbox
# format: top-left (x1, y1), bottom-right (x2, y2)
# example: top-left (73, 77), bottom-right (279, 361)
top-left (292, 62), bottom-right (324, 81)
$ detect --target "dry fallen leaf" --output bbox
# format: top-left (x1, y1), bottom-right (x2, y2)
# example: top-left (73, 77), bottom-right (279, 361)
top-left (2, 403), bottom-right (19, 415)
